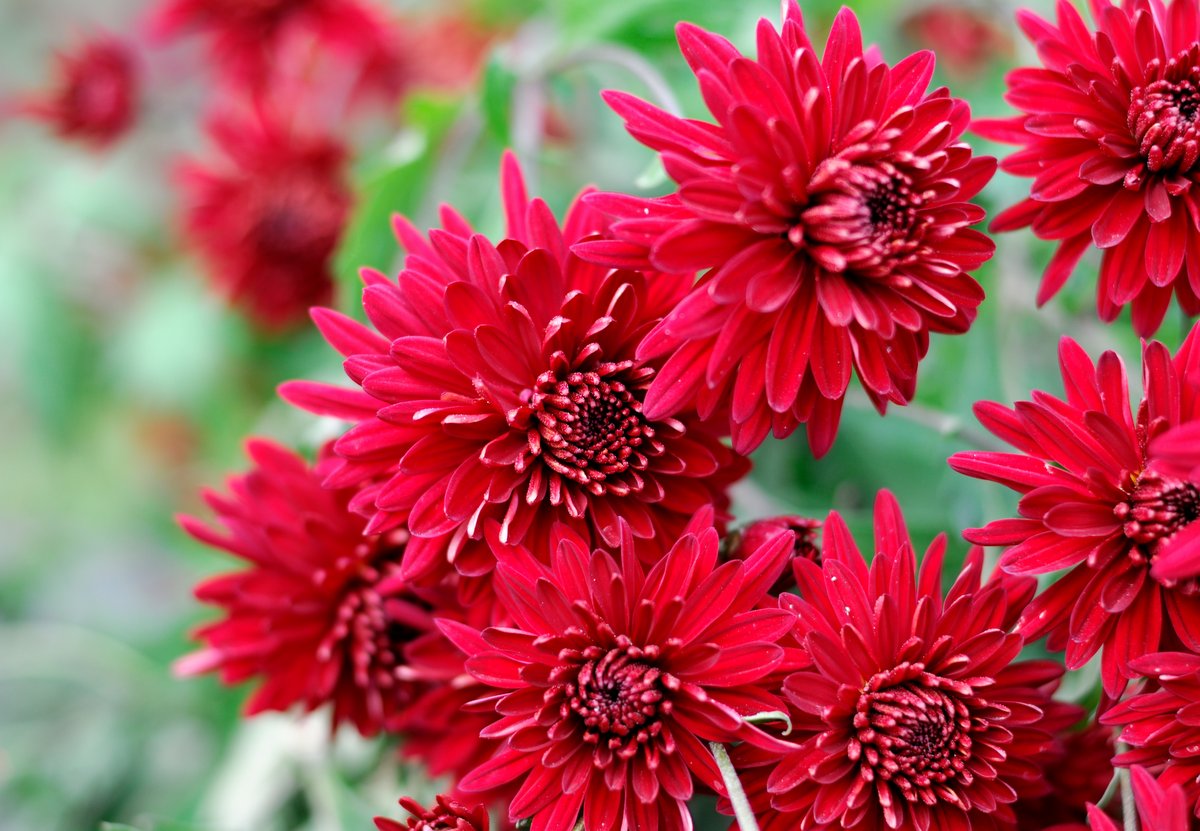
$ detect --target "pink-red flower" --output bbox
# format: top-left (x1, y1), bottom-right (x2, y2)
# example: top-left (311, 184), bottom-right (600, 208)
top-left (977, 0), bottom-right (1200, 336)
top-left (177, 102), bottom-right (350, 330)
top-left (438, 509), bottom-right (798, 831)
top-left (577, 2), bottom-right (995, 456)
top-left (1086, 767), bottom-right (1196, 831)
top-left (375, 795), bottom-right (489, 831)
top-left (949, 326), bottom-right (1200, 695)
top-left (176, 439), bottom-right (460, 737)
top-left (280, 153), bottom-right (747, 588)
top-left (12, 34), bottom-right (138, 148)
top-left (767, 490), bottom-right (1074, 831)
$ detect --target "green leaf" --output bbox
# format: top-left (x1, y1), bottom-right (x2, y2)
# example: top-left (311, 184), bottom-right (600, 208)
top-left (480, 50), bottom-right (518, 143)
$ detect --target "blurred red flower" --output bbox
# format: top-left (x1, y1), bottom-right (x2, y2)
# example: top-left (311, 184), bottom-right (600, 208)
top-left (440, 509), bottom-right (797, 831)
top-left (901, 4), bottom-right (1012, 80)
top-left (977, 0), bottom-right (1200, 335)
top-left (280, 153), bottom-right (747, 589)
top-left (375, 795), bottom-right (489, 831)
top-left (577, 2), bottom-right (995, 456)
top-left (1086, 766), bottom-right (1196, 831)
top-left (177, 102), bottom-right (350, 330)
top-left (950, 327), bottom-right (1200, 695)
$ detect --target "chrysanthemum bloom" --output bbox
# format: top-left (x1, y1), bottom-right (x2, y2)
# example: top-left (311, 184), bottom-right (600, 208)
top-left (146, 0), bottom-right (402, 99)
top-left (1086, 766), bottom-right (1196, 831)
top-left (769, 490), bottom-right (1071, 831)
top-left (1105, 652), bottom-right (1200, 814)
top-left (176, 439), bottom-right (461, 736)
top-left (280, 153), bottom-right (748, 586)
top-left (177, 104), bottom-right (350, 330)
top-left (900, 5), bottom-right (1012, 80)
top-left (726, 515), bottom-right (822, 594)
top-left (1149, 423), bottom-right (1200, 583)
top-left (977, 0), bottom-right (1200, 336)
top-left (576, 2), bottom-right (995, 455)
top-left (949, 328), bottom-right (1200, 695)
top-left (1011, 721), bottom-right (1115, 830)
top-left (375, 795), bottom-right (489, 831)
top-left (12, 34), bottom-right (138, 148)
top-left (439, 509), bottom-right (798, 831)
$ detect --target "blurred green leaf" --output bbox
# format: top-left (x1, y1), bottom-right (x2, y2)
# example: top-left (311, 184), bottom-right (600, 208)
top-left (480, 50), bottom-right (518, 143)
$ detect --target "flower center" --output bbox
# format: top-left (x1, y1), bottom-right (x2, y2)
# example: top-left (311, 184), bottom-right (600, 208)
top-left (792, 159), bottom-right (931, 278)
top-left (850, 664), bottom-right (974, 803)
top-left (567, 642), bottom-right (671, 758)
top-left (252, 175), bottom-right (345, 261)
top-left (1126, 46), bottom-right (1200, 181)
top-left (1115, 470), bottom-right (1200, 582)
top-left (528, 361), bottom-right (661, 495)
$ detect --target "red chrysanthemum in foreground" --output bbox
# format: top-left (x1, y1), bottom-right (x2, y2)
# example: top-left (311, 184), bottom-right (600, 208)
top-left (1086, 767), bottom-right (1196, 831)
top-left (13, 34), bottom-right (138, 148)
top-left (280, 153), bottom-right (748, 588)
top-left (177, 103), bottom-right (350, 330)
top-left (577, 2), bottom-right (995, 456)
top-left (768, 490), bottom-right (1074, 831)
top-left (439, 509), bottom-right (798, 831)
top-left (176, 439), bottom-right (457, 736)
top-left (1150, 423), bottom-right (1200, 582)
top-left (375, 795), bottom-right (489, 831)
top-left (1105, 652), bottom-right (1200, 815)
top-left (949, 327), bottom-right (1200, 695)
top-left (977, 0), bottom-right (1200, 336)
top-left (147, 0), bottom-right (401, 99)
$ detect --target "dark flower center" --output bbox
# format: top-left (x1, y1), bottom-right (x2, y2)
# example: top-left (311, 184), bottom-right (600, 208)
top-left (528, 361), bottom-right (660, 495)
top-left (1115, 470), bottom-right (1200, 585)
top-left (252, 176), bottom-right (345, 261)
top-left (65, 60), bottom-right (128, 128)
top-left (850, 663), bottom-right (974, 804)
top-left (566, 642), bottom-right (671, 759)
top-left (1126, 47), bottom-right (1200, 179)
top-left (793, 159), bottom-right (930, 278)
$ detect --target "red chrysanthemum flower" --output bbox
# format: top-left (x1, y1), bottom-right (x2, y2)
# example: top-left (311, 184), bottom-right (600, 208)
top-left (1105, 651), bottom-right (1200, 814)
top-left (576, 2), bottom-right (996, 456)
top-left (900, 5), bottom-right (1012, 80)
top-left (768, 490), bottom-right (1072, 831)
top-left (1150, 423), bottom-right (1200, 582)
top-left (1086, 767), bottom-right (1196, 831)
top-left (280, 153), bottom-right (748, 588)
top-left (147, 0), bottom-right (401, 100)
top-left (977, 0), bottom-right (1200, 336)
top-left (13, 34), bottom-right (138, 148)
top-left (438, 509), bottom-right (798, 831)
top-left (726, 515), bottom-right (822, 594)
top-left (375, 795), bottom-right (489, 831)
top-left (177, 103), bottom-right (350, 330)
top-left (176, 439), bottom-right (461, 737)
top-left (1012, 721), bottom-right (1115, 830)
top-left (949, 326), bottom-right (1200, 695)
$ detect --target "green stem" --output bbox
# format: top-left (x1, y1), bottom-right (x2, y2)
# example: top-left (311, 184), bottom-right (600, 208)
top-left (1118, 749), bottom-right (1138, 831)
top-left (708, 742), bottom-right (761, 831)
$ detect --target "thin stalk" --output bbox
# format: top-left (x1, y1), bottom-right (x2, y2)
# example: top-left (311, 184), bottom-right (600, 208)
top-left (1118, 747), bottom-right (1138, 831)
top-left (708, 742), bottom-right (761, 831)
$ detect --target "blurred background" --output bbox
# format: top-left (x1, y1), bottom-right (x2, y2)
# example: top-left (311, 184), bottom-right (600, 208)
top-left (0, 0), bottom-right (1174, 829)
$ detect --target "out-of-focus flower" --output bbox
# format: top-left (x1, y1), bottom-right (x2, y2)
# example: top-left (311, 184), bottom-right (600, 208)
top-left (176, 439), bottom-right (456, 737)
top-left (177, 103), bottom-right (350, 330)
top-left (375, 795), bottom-right (489, 831)
top-left (393, 10), bottom-right (501, 94)
top-left (147, 0), bottom-right (402, 100)
top-left (901, 4), bottom-right (1012, 80)
top-left (439, 508), bottom-right (797, 831)
top-left (1086, 766), bottom-right (1196, 831)
top-left (977, 0), bottom-right (1200, 336)
top-left (725, 515), bottom-right (821, 593)
top-left (950, 327), bottom-right (1200, 695)
top-left (1012, 721), bottom-right (1116, 830)
top-left (280, 152), bottom-right (748, 589)
top-left (11, 34), bottom-right (138, 148)
top-left (577, 2), bottom-right (995, 456)
top-left (1105, 652), bottom-right (1200, 814)
top-left (766, 491), bottom-right (1069, 830)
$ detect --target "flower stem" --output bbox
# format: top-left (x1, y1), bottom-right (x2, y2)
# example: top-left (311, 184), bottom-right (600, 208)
top-left (708, 742), bottom-right (761, 831)
top-left (1118, 746), bottom-right (1138, 831)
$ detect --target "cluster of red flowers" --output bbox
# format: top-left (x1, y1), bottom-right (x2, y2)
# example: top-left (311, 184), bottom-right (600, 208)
top-left (163, 1), bottom-right (1200, 830)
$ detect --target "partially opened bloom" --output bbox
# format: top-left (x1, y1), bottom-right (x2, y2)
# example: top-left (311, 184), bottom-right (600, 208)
top-left (1086, 767), bottom-right (1196, 831)
top-left (1105, 652), bottom-right (1200, 814)
top-left (280, 153), bottom-right (747, 587)
top-left (177, 103), bottom-right (350, 330)
top-left (950, 327), bottom-right (1200, 695)
top-left (577, 2), bottom-right (995, 455)
top-left (375, 795), bottom-right (489, 831)
top-left (977, 0), bottom-right (1200, 335)
top-left (12, 34), bottom-right (138, 148)
top-left (176, 439), bottom-right (457, 736)
top-left (769, 491), bottom-right (1072, 831)
top-left (439, 509), bottom-right (798, 831)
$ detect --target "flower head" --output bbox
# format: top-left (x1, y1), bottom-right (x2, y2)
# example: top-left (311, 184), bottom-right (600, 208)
top-left (176, 439), bottom-right (454, 736)
top-left (577, 2), bottom-right (995, 455)
top-left (977, 0), bottom-right (1200, 335)
top-left (14, 34), bottom-right (138, 148)
top-left (769, 491), bottom-right (1071, 831)
top-left (280, 153), bottom-right (748, 587)
top-left (375, 795), bottom-right (489, 831)
top-left (440, 508), bottom-right (798, 831)
top-left (949, 326), bottom-right (1200, 695)
top-left (726, 514), bottom-right (822, 594)
top-left (177, 103), bottom-right (350, 330)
